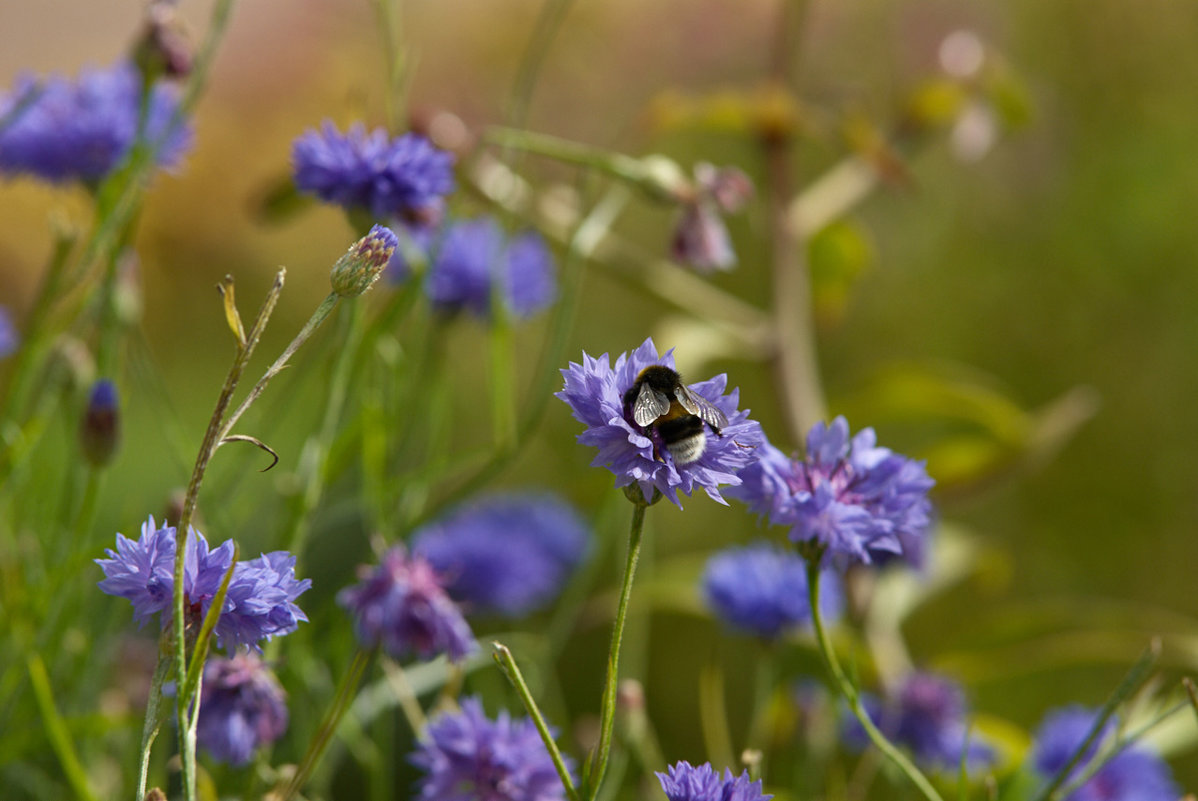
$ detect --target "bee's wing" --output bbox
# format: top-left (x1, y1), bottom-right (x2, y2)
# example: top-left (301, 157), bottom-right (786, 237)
top-left (676, 385), bottom-right (729, 432)
top-left (632, 382), bottom-right (672, 426)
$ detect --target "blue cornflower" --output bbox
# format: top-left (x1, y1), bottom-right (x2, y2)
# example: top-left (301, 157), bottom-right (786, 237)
top-left (656, 761), bottom-right (772, 801)
top-left (291, 121), bottom-right (455, 225)
top-left (96, 517), bottom-right (176, 627)
top-left (196, 653), bottom-right (288, 766)
top-left (418, 217), bottom-right (557, 319)
top-left (845, 672), bottom-right (993, 771)
top-left (215, 551), bottom-right (311, 651)
top-left (337, 546), bottom-right (475, 663)
top-left (0, 61), bottom-right (192, 184)
top-left (411, 696), bottom-right (572, 801)
top-left (96, 517), bottom-right (309, 650)
top-left (1030, 706), bottom-right (1179, 801)
top-left (0, 306), bottom-right (17, 359)
top-left (556, 338), bottom-right (764, 507)
top-left (727, 417), bottom-right (934, 567)
top-left (702, 541), bottom-right (842, 640)
top-left (411, 492), bottom-right (590, 617)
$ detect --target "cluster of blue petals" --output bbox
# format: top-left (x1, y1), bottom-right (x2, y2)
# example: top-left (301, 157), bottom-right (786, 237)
top-left (0, 61), bottom-right (192, 184)
top-left (728, 417), bottom-right (933, 567)
top-left (845, 672), bottom-right (993, 771)
top-left (196, 653), bottom-right (288, 766)
top-left (95, 517), bottom-right (310, 650)
top-left (395, 216), bottom-right (557, 319)
top-left (337, 546), bottom-right (475, 663)
top-left (556, 338), bottom-right (764, 507)
top-left (1031, 706), bottom-right (1178, 801)
top-left (411, 696), bottom-right (572, 801)
top-left (411, 491), bottom-right (590, 617)
top-left (656, 761), bottom-right (772, 801)
top-left (291, 121), bottom-right (455, 224)
top-left (702, 541), bottom-right (841, 640)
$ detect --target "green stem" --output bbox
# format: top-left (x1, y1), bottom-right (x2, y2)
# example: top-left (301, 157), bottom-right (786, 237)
top-left (1030, 639), bottom-right (1161, 801)
top-left (26, 651), bottom-right (98, 801)
top-left (282, 298), bottom-right (362, 561)
top-left (506, 0), bottom-right (578, 131)
top-left (485, 127), bottom-right (646, 187)
top-left (584, 499), bottom-right (648, 800)
top-left (493, 643), bottom-right (581, 801)
top-left (805, 560), bottom-right (945, 801)
top-left (135, 652), bottom-right (173, 801)
top-left (278, 648), bottom-right (374, 801)
top-left (169, 270), bottom-right (285, 801)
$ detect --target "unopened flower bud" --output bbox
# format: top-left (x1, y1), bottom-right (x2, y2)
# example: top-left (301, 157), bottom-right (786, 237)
top-left (617, 679), bottom-right (645, 712)
top-left (330, 224), bottom-right (399, 297)
top-left (132, 2), bottom-right (194, 81)
top-left (636, 154), bottom-right (690, 201)
top-left (80, 379), bottom-right (120, 467)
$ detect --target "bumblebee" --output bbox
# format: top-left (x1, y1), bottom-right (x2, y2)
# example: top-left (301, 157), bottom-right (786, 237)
top-left (622, 365), bottom-right (729, 465)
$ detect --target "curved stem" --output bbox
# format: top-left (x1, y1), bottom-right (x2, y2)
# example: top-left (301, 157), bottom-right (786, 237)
top-left (584, 500), bottom-right (648, 800)
top-left (805, 560), bottom-right (945, 801)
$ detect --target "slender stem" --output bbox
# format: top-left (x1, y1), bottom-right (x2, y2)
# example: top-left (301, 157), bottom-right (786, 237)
top-left (485, 127), bottom-right (645, 187)
top-left (169, 270), bottom-right (285, 801)
top-left (135, 652), bottom-right (173, 801)
top-left (281, 298), bottom-right (361, 561)
top-left (26, 651), bottom-right (98, 801)
top-left (379, 657), bottom-right (429, 735)
top-left (584, 500), bottom-right (648, 800)
top-left (218, 292), bottom-right (340, 443)
top-left (506, 0), bottom-right (577, 131)
top-left (278, 648), bottom-right (374, 801)
top-left (493, 643), bottom-right (581, 801)
top-left (698, 663), bottom-right (735, 771)
top-left (805, 560), bottom-right (945, 801)
top-left (1030, 638), bottom-right (1161, 801)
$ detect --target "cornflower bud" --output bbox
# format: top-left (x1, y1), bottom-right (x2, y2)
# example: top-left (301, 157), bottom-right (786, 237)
top-left (330, 224), bottom-right (399, 297)
top-left (80, 379), bottom-right (120, 467)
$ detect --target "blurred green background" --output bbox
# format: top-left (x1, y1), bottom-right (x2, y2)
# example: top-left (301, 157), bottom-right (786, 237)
top-left (2, 0), bottom-right (1197, 792)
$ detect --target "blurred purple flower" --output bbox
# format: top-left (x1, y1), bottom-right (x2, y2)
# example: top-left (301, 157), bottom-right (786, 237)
top-left (196, 653), bottom-right (288, 766)
top-left (337, 546), bottom-right (475, 663)
top-left (417, 217), bottom-right (556, 319)
top-left (670, 163), bottom-right (753, 274)
top-left (411, 696), bottom-right (571, 801)
top-left (702, 541), bottom-right (841, 640)
top-left (656, 761), bottom-right (772, 801)
top-left (0, 306), bottom-right (17, 359)
top-left (96, 517), bottom-right (309, 650)
top-left (556, 338), bottom-right (763, 507)
top-left (411, 492), bottom-right (590, 617)
top-left (845, 672), bottom-right (993, 771)
top-left (291, 121), bottom-right (455, 226)
top-left (727, 418), bottom-right (933, 568)
top-left (1031, 706), bottom-right (1178, 801)
top-left (0, 61), bottom-right (192, 184)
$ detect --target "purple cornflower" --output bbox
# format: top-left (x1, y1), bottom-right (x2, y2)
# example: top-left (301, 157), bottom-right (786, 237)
top-left (656, 761), bottom-right (772, 801)
top-left (291, 121), bottom-right (455, 226)
top-left (845, 672), bottom-right (993, 771)
top-left (1030, 706), bottom-right (1179, 801)
top-left (96, 517), bottom-right (309, 650)
top-left (0, 306), bottom-right (17, 359)
top-left (411, 492), bottom-right (590, 617)
top-left (337, 546), bottom-right (475, 663)
top-left (196, 653), bottom-right (288, 766)
top-left (411, 696), bottom-right (571, 801)
top-left (420, 217), bottom-right (557, 319)
top-left (0, 61), bottom-right (192, 184)
top-left (727, 418), bottom-right (934, 568)
top-left (556, 338), bottom-right (763, 507)
top-left (702, 541), bottom-right (842, 640)
top-left (215, 551), bottom-right (311, 651)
